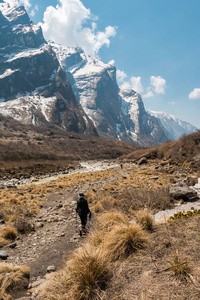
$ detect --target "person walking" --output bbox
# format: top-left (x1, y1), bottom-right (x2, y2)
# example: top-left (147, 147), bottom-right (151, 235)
top-left (76, 192), bottom-right (91, 236)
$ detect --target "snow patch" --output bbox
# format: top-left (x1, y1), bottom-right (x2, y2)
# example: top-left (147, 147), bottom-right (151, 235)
top-left (5, 43), bottom-right (48, 62)
top-left (0, 95), bottom-right (56, 124)
top-left (0, 68), bottom-right (19, 79)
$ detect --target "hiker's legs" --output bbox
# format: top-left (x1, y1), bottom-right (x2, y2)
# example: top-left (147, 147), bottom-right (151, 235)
top-left (80, 215), bottom-right (87, 232)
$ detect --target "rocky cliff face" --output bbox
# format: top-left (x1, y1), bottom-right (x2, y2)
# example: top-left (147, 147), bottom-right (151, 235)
top-left (51, 43), bottom-right (170, 145)
top-left (0, 1), bottom-right (97, 136)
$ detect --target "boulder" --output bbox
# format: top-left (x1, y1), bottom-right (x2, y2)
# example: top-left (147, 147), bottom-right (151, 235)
top-left (169, 185), bottom-right (198, 202)
top-left (137, 157), bottom-right (147, 165)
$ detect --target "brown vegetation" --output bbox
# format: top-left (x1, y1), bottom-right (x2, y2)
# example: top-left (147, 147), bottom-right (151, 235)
top-left (0, 113), bottom-right (138, 179)
top-left (126, 130), bottom-right (200, 171)
top-left (0, 263), bottom-right (30, 299)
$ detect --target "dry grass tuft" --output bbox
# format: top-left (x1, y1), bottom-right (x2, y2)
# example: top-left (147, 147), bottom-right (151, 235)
top-left (134, 210), bottom-right (154, 231)
top-left (0, 263), bottom-right (30, 299)
top-left (104, 223), bottom-right (148, 261)
top-left (0, 237), bottom-right (7, 248)
top-left (42, 244), bottom-right (111, 300)
top-left (85, 190), bottom-right (96, 204)
top-left (97, 211), bottom-right (129, 232)
top-left (93, 202), bottom-right (103, 213)
top-left (0, 227), bottom-right (18, 240)
top-left (14, 216), bottom-right (34, 234)
top-left (167, 254), bottom-right (191, 281)
top-left (87, 230), bottom-right (105, 248)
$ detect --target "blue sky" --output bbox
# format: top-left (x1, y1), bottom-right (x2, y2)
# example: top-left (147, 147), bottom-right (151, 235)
top-left (8, 0), bottom-right (200, 128)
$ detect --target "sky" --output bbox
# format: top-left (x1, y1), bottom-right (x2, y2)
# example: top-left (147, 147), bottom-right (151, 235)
top-left (5, 0), bottom-right (200, 128)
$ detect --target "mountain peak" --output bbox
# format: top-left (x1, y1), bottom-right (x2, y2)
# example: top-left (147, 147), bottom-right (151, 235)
top-left (148, 110), bottom-right (198, 140)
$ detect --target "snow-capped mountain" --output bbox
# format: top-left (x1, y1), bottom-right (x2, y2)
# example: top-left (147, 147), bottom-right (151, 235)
top-left (51, 42), bottom-right (170, 145)
top-left (1, 1), bottom-right (195, 146)
top-left (148, 111), bottom-right (198, 140)
top-left (0, 1), bottom-right (97, 136)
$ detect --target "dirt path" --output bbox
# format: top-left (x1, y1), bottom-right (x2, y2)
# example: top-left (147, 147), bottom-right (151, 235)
top-left (5, 161), bottom-right (122, 299)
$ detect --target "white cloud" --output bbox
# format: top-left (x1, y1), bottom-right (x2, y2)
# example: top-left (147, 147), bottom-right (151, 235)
top-left (117, 71), bottom-right (144, 94)
top-left (117, 70), bottom-right (166, 98)
top-left (4, 0), bottom-right (31, 10)
top-left (150, 76), bottom-right (166, 94)
top-left (143, 91), bottom-right (154, 98)
top-left (40, 0), bottom-right (117, 56)
top-left (130, 76), bottom-right (143, 94)
top-left (168, 101), bottom-right (176, 105)
top-left (116, 70), bottom-right (127, 83)
top-left (120, 81), bottom-right (131, 90)
top-left (189, 88), bottom-right (200, 99)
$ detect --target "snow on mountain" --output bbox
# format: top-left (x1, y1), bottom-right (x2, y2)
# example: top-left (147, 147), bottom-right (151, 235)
top-left (0, 94), bottom-right (56, 125)
top-left (51, 42), bottom-right (170, 146)
top-left (148, 110), bottom-right (198, 140)
top-left (119, 90), bottom-right (170, 145)
top-left (0, 2), bottom-right (191, 146)
top-left (0, 1), bottom-right (97, 136)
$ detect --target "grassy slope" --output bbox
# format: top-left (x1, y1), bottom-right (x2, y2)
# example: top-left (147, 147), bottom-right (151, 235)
top-left (126, 130), bottom-right (200, 172)
top-left (0, 114), bottom-right (138, 178)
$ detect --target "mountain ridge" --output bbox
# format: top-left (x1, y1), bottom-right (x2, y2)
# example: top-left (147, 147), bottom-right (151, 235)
top-left (0, 1), bottom-right (197, 146)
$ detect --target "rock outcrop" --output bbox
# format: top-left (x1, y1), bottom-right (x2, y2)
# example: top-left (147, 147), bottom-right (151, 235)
top-left (0, 1), bottom-right (97, 136)
top-left (51, 43), bottom-right (170, 146)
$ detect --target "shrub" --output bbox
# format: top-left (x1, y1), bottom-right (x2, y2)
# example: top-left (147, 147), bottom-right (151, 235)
top-left (104, 223), bottom-right (148, 261)
top-left (42, 244), bottom-right (111, 300)
top-left (97, 211), bottom-right (129, 232)
top-left (134, 210), bottom-right (154, 231)
top-left (88, 230), bottom-right (105, 248)
top-left (168, 255), bottom-right (191, 281)
top-left (14, 217), bottom-right (34, 234)
top-left (120, 187), bottom-right (172, 214)
top-left (0, 263), bottom-right (30, 299)
top-left (0, 227), bottom-right (18, 240)
top-left (94, 202), bottom-right (103, 213)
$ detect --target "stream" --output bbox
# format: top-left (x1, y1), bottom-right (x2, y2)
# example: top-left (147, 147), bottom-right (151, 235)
top-left (32, 161), bottom-right (119, 185)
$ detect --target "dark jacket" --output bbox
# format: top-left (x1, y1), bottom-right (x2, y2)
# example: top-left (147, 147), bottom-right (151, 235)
top-left (76, 197), bottom-right (90, 217)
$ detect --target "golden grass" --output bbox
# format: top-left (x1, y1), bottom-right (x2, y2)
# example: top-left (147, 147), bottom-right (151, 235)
top-left (42, 244), bottom-right (111, 300)
top-left (93, 202), bottom-right (103, 213)
top-left (134, 210), bottom-right (154, 231)
top-left (0, 227), bottom-right (18, 240)
top-left (97, 211), bottom-right (129, 232)
top-left (0, 263), bottom-right (30, 299)
top-left (104, 223), bottom-right (148, 261)
top-left (0, 237), bottom-right (7, 248)
top-left (87, 230), bottom-right (105, 248)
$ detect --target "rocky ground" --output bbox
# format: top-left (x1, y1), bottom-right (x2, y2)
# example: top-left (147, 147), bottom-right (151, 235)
top-left (1, 160), bottom-right (200, 299)
top-left (1, 161), bottom-right (120, 299)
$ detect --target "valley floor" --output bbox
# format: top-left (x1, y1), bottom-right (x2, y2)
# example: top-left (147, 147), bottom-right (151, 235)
top-left (0, 159), bottom-right (200, 299)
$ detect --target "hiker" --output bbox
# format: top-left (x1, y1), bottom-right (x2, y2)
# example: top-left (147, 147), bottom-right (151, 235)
top-left (76, 192), bottom-right (91, 235)
top-left (120, 162), bottom-right (123, 169)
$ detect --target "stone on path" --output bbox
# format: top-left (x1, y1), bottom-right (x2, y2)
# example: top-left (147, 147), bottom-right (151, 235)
top-left (0, 250), bottom-right (8, 260)
top-left (47, 265), bottom-right (56, 273)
